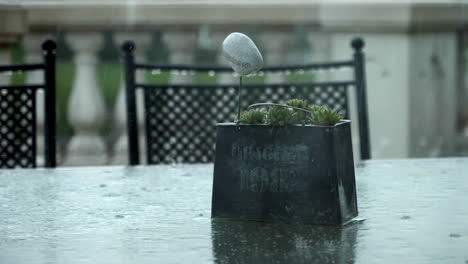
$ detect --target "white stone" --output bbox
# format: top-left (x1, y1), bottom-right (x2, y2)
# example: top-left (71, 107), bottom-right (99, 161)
top-left (222, 32), bottom-right (263, 76)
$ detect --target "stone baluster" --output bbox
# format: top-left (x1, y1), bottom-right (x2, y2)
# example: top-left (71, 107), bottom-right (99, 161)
top-left (0, 44), bottom-right (11, 85)
top-left (163, 29), bottom-right (197, 84)
top-left (64, 33), bottom-right (106, 166)
top-left (112, 33), bottom-right (151, 165)
top-left (213, 29), bottom-right (237, 84)
top-left (22, 34), bottom-right (47, 166)
top-left (261, 30), bottom-right (291, 83)
top-left (307, 32), bottom-right (332, 82)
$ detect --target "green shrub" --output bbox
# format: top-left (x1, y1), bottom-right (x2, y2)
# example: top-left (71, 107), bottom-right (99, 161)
top-left (238, 109), bottom-right (265, 124)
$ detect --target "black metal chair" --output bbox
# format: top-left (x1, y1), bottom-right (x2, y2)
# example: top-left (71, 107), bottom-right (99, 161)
top-left (0, 39), bottom-right (57, 168)
top-left (122, 37), bottom-right (370, 165)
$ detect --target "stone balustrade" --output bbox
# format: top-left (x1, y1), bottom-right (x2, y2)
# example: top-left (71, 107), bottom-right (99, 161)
top-left (1, 1), bottom-right (468, 166)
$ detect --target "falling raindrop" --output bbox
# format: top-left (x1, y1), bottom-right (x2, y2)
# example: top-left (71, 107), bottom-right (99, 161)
top-left (208, 70), bottom-right (216, 77)
top-left (151, 69), bottom-right (161, 75)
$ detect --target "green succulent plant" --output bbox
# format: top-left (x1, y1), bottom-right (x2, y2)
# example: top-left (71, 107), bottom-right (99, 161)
top-left (237, 109), bottom-right (266, 124)
top-left (235, 98), bottom-right (342, 126)
top-left (308, 105), bottom-right (342, 126)
top-left (284, 99), bottom-right (308, 109)
top-left (266, 106), bottom-right (296, 126)
top-left (284, 99), bottom-right (309, 124)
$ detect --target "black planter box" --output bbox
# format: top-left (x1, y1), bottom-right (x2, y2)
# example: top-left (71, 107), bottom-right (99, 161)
top-left (211, 121), bottom-right (358, 225)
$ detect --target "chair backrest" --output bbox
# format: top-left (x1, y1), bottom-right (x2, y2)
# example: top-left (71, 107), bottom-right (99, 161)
top-left (122, 37), bottom-right (370, 165)
top-left (0, 39), bottom-right (56, 168)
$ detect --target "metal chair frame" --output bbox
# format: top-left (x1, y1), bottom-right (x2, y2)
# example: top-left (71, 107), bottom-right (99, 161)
top-left (0, 39), bottom-right (56, 168)
top-left (122, 37), bottom-right (370, 164)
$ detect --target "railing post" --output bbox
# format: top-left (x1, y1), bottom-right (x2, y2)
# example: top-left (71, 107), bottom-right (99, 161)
top-left (351, 37), bottom-right (371, 160)
top-left (42, 39), bottom-right (57, 168)
top-left (122, 41), bottom-right (140, 165)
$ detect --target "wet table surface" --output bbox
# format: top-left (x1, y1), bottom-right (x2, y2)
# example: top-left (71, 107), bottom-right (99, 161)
top-left (0, 158), bottom-right (467, 264)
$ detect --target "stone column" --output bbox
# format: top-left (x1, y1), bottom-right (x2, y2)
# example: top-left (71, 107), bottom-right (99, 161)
top-left (64, 33), bottom-right (106, 166)
top-left (112, 33), bottom-right (151, 165)
top-left (163, 29), bottom-right (197, 84)
top-left (320, 2), bottom-right (466, 159)
top-left (23, 34), bottom-right (47, 166)
top-left (461, 32), bottom-right (468, 139)
top-left (260, 30), bottom-right (291, 83)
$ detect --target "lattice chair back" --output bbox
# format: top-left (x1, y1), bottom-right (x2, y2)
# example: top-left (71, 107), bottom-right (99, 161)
top-left (122, 37), bottom-right (370, 165)
top-left (0, 39), bottom-right (57, 168)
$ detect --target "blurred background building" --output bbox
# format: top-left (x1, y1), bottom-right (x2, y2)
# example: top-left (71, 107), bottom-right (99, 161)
top-left (1, 0), bottom-right (468, 166)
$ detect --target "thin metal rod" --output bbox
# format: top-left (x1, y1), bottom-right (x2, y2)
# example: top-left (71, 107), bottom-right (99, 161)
top-left (247, 103), bottom-right (312, 115)
top-left (237, 76), bottom-right (243, 121)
